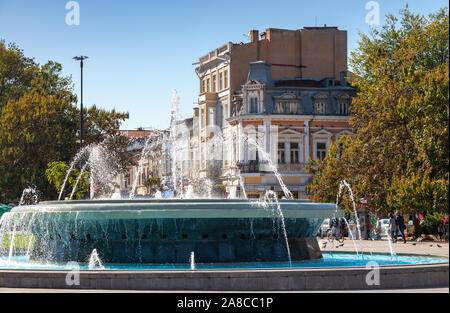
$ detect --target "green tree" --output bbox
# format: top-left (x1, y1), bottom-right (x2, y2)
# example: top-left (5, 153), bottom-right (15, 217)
top-left (307, 7), bottom-right (449, 221)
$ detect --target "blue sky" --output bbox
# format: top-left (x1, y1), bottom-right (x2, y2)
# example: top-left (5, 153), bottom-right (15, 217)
top-left (0, 0), bottom-right (448, 130)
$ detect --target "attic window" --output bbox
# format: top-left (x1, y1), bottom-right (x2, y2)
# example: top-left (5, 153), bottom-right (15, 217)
top-left (315, 102), bottom-right (326, 114)
top-left (249, 98), bottom-right (259, 113)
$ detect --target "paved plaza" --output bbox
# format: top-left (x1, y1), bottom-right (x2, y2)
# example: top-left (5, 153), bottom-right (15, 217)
top-left (320, 239), bottom-right (449, 258)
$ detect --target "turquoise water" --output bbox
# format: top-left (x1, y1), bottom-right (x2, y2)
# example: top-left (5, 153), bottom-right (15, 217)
top-left (0, 253), bottom-right (447, 270)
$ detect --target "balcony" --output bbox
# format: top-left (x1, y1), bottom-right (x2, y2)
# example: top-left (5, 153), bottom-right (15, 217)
top-left (198, 92), bottom-right (218, 103)
top-left (236, 161), bottom-right (260, 173)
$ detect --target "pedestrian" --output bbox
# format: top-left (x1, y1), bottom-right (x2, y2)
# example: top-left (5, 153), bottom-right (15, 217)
top-left (395, 212), bottom-right (407, 244)
top-left (444, 219), bottom-right (449, 242)
top-left (389, 213), bottom-right (397, 243)
top-left (437, 222), bottom-right (444, 242)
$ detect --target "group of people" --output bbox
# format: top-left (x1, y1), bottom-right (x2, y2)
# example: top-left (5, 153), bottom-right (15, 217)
top-left (389, 212), bottom-right (407, 244)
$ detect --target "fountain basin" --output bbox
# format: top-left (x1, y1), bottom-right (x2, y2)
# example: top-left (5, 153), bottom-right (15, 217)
top-left (0, 253), bottom-right (447, 291)
top-left (1, 199), bottom-right (340, 264)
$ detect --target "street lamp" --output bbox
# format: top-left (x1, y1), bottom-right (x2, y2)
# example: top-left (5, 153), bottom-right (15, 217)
top-left (73, 56), bottom-right (88, 149)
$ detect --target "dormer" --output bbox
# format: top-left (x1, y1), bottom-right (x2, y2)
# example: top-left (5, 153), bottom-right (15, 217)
top-left (242, 80), bottom-right (265, 114)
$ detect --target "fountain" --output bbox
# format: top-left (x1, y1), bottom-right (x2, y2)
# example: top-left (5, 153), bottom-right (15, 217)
top-left (0, 91), bottom-right (447, 291)
top-left (1, 199), bottom-right (337, 264)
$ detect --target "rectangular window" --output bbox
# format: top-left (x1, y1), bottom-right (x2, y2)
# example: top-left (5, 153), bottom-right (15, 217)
top-left (219, 72), bottom-right (223, 90)
top-left (277, 142), bottom-right (286, 164)
top-left (212, 75), bottom-right (217, 92)
top-left (201, 79), bottom-right (206, 93)
top-left (339, 101), bottom-right (349, 115)
top-left (290, 143), bottom-right (299, 164)
top-left (207, 78), bottom-right (210, 92)
top-left (276, 102), bottom-right (284, 113)
top-left (316, 102), bottom-right (326, 114)
top-left (200, 109), bottom-right (205, 128)
top-left (316, 142), bottom-right (327, 161)
top-left (250, 98), bottom-right (258, 113)
top-left (290, 102), bottom-right (297, 114)
top-left (224, 70), bottom-right (228, 89)
top-left (209, 107), bottom-right (215, 125)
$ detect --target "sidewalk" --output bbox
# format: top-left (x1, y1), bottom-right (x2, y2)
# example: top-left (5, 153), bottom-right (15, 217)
top-left (320, 239), bottom-right (449, 258)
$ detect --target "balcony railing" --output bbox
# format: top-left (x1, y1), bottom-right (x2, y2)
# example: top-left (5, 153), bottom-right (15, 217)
top-left (236, 161), bottom-right (308, 174)
top-left (237, 161), bottom-right (260, 173)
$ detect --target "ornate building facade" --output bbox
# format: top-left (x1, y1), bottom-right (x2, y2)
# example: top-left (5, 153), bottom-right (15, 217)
top-left (192, 26), bottom-right (356, 199)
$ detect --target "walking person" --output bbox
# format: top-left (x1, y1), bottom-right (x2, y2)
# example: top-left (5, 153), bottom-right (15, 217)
top-left (395, 212), bottom-right (407, 244)
top-left (389, 213), bottom-right (397, 243)
top-left (437, 222), bottom-right (444, 242)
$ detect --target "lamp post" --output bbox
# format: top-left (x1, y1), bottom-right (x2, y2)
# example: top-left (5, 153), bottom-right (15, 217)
top-left (73, 56), bottom-right (88, 149)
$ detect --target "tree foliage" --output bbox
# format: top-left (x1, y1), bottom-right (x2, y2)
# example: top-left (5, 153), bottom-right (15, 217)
top-left (307, 7), bottom-right (449, 216)
top-left (0, 40), bottom-right (37, 114)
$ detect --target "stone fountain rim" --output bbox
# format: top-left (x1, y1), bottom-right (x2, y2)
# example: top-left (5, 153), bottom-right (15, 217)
top-left (0, 256), bottom-right (447, 290)
top-left (8, 199), bottom-right (341, 219)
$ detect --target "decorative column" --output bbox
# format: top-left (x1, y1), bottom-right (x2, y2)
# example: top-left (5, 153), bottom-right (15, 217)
top-left (263, 119), bottom-right (271, 156)
top-left (305, 120), bottom-right (311, 161)
top-left (285, 140), bottom-right (291, 164)
top-left (238, 121), bottom-right (245, 162)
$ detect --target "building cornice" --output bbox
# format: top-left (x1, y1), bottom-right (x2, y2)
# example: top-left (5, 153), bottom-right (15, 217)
top-left (227, 114), bottom-right (350, 124)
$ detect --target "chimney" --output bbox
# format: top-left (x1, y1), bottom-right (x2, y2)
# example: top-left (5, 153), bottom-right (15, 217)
top-left (249, 30), bottom-right (259, 43)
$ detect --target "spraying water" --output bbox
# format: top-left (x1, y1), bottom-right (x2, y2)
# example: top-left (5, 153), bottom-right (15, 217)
top-left (58, 145), bottom-right (93, 200)
top-left (382, 218), bottom-right (397, 258)
top-left (246, 137), bottom-right (293, 200)
top-left (19, 183), bottom-right (40, 206)
top-left (337, 180), bottom-right (364, 258)
top-left (70, 163), bottom-right (89, 200)
top-left (58, 139), bottom-right (123, 201)
top-left (237, 172), bottom-right (248, 199)
top-left (88, 249), bottom-right (105, 270)
top-left (190, 251), bottom-right (195, 270)
top-left (130, 131), bottom-right (163, 199)
top-left (255, 190), bottom-right (292, 267)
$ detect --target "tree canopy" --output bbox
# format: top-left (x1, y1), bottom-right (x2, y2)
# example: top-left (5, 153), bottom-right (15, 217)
top-left (307, 7), bottom-right (449, 216)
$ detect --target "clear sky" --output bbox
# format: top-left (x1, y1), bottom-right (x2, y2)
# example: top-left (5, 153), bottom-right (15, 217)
top-left (0, 0), bottom-right (448, 130)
